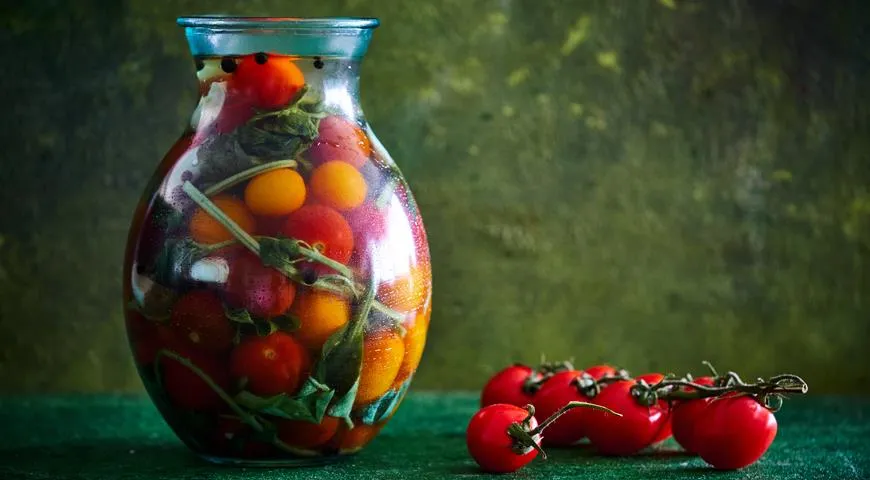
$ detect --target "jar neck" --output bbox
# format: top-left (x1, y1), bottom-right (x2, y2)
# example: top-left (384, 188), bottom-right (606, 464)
top-left (179, 17), bottom-right (378, 58)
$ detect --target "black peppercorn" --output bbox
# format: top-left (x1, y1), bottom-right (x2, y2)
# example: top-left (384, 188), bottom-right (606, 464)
top-left (302, 268), bottom-right (319, 285)
top-left (254, 52), bottom-right (268, 64)
top-left (313, 57), bottom-right (324, 69)
top-left (220, 57), bottom-right (237, 73)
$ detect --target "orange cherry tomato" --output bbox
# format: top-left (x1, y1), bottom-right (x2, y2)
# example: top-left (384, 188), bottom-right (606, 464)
top-left (229, 332), bottom-right (310, 397)
top-left (394, 311), bottom-right (429, 385)
top-left (310, 161), bottom-right (368, 211)
top-left (277, 417), bottom-right (341, 449)
top-left (376, 263), bottom-right (432, 314)
top-left (231, 53), bottom-right (305, 110)
top-left (189, 195), bottom-right (255, 244)
top-left (356, 330), bottom-right (405, 405)
top-left (169, 290), bottom-right (235, 353)
top-left (244, 168), bottom-right (306, 216)
top-left (289, 289), bottom-right (350, 351)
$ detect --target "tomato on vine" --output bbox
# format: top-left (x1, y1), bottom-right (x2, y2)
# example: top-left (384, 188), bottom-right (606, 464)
top-left (671, 375), bottom-right (716, 454)
top-left (693, 393), bottom-right (778, 470)
top-left (467, 402), bottom-right (619, 473)
top-left (584, 379), bottom-right (671, 456)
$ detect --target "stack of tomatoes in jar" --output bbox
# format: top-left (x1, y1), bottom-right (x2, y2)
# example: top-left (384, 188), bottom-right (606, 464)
top-left (467, 360), bottom-right (807, 473)
top-left (124, 53), bottom-right (431, 460)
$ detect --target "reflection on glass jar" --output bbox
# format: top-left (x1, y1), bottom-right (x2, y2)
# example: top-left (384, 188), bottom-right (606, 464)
top-left (122, 16), bottom-right (431, 466)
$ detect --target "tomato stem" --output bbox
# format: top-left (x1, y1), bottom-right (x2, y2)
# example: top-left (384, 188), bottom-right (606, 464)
top-left (521, 360), bottom-right (576, 394)
top-left (572, 370), bottom-right (631, 398)
top-left (632, 372), bottom-right (809, 411)
top-left (183, 181), bottom-right (261, 255)
top-left (528, 401), bottom-right (621, 437)
top-left (184, 181), bottom-right (401, 325)
top-left (702, 360), bottom-right (720, 378)
top-left (203, 159), bottom-right (298, 197)
top-left (506, 402), bottom-right (622, 460)
top-left (154, 349), bottom-right (264, 431)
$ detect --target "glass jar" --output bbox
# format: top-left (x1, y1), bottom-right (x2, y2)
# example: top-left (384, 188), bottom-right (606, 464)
top-left (122, 16), bottom-right (431, 466)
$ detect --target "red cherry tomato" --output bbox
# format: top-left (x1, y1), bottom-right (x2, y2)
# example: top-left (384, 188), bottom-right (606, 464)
top-left (344, 202), bottom-right (389, 276)
top-left (224, 249), bottom-right (296, 318)
top-left (584, 379), bottom-right (670, 455)
top-left (671, 375), bottom-right (716, 454)
top-left (231, 54), bottom-right (305, 110)
top-left (212, 416), bottom-right (276, 458)
top-left (169, 290), bottom-right (235, 353)
top-left (466, 404), bottom-right (541, 473)
top-left (160, 344), bottom-right (230, 411)
top-left (583, 364), bottom-right (619, 380)
top-left (693, 394), bottom-right (778, 470)
top-left (229, 332), bottom-right (310, 397)
top-left (530, 370), bottom-right (593, 446)
top-left (277, 417), bottom-right (341, 449)
top-left (480, 365), bottom-right (536, 408)
top-left (306, 115), bottom-right (372, 168)
top-left (634, 373), bottom-right (673, 444)
top-left (282, 205), bottom-right (354, 266)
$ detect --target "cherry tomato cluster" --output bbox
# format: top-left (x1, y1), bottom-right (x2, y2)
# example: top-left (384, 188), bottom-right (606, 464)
top-left (125, 52), bottom-right (432, 460)
top-left (468, 360), bottom-right (808, 473)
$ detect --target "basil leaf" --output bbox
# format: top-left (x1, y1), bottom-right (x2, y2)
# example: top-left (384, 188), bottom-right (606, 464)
top-left (237, 105), bottom-right (320, 160)
top-left (272, 314), bottom-right (301, 333)
top-left (194, 131), bottom-right (260, 188)
top-left (235, 377), bottom-right (334, 423)
top-left (225, 307), bottom-right (255, 325)
top-left (313, 278), bottom-right (376, 402)
top-left (327, 378), bottom-right (359, 423)
top-left (356, 376), bottom-right (413, 426)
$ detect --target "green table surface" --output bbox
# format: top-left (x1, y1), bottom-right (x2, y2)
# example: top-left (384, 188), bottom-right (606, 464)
top-left (0, 393), bottom-right (868, 479)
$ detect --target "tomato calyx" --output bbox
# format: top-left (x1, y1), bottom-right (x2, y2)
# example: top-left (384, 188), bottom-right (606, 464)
top-left (505, 402), bottom-right (622, 459)
top-left (570, 369), bottom-right (632, 398)
top-left (520, 360), bottom-right (576, 394)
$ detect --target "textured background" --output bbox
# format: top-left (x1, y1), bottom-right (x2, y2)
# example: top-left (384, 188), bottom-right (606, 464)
top-left (1, 0), bottom-right (868, 393)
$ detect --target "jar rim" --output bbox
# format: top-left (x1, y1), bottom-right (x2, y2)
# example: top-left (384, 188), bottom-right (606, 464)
top-left (177, 16), bottom-right (380, 30)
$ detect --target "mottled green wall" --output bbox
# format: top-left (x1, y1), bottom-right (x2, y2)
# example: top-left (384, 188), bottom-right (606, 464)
top-left (1, 0), bottom-right (868, 393)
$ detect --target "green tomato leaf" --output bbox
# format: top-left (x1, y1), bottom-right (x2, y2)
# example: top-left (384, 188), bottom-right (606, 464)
top-left (235, 377), bottom-right (334, 423)
top-left (356, 375), bottom-right (413, 426)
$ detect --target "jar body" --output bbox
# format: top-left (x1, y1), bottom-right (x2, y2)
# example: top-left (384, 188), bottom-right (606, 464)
top-left (122, 21), bottom-right (431, 465)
